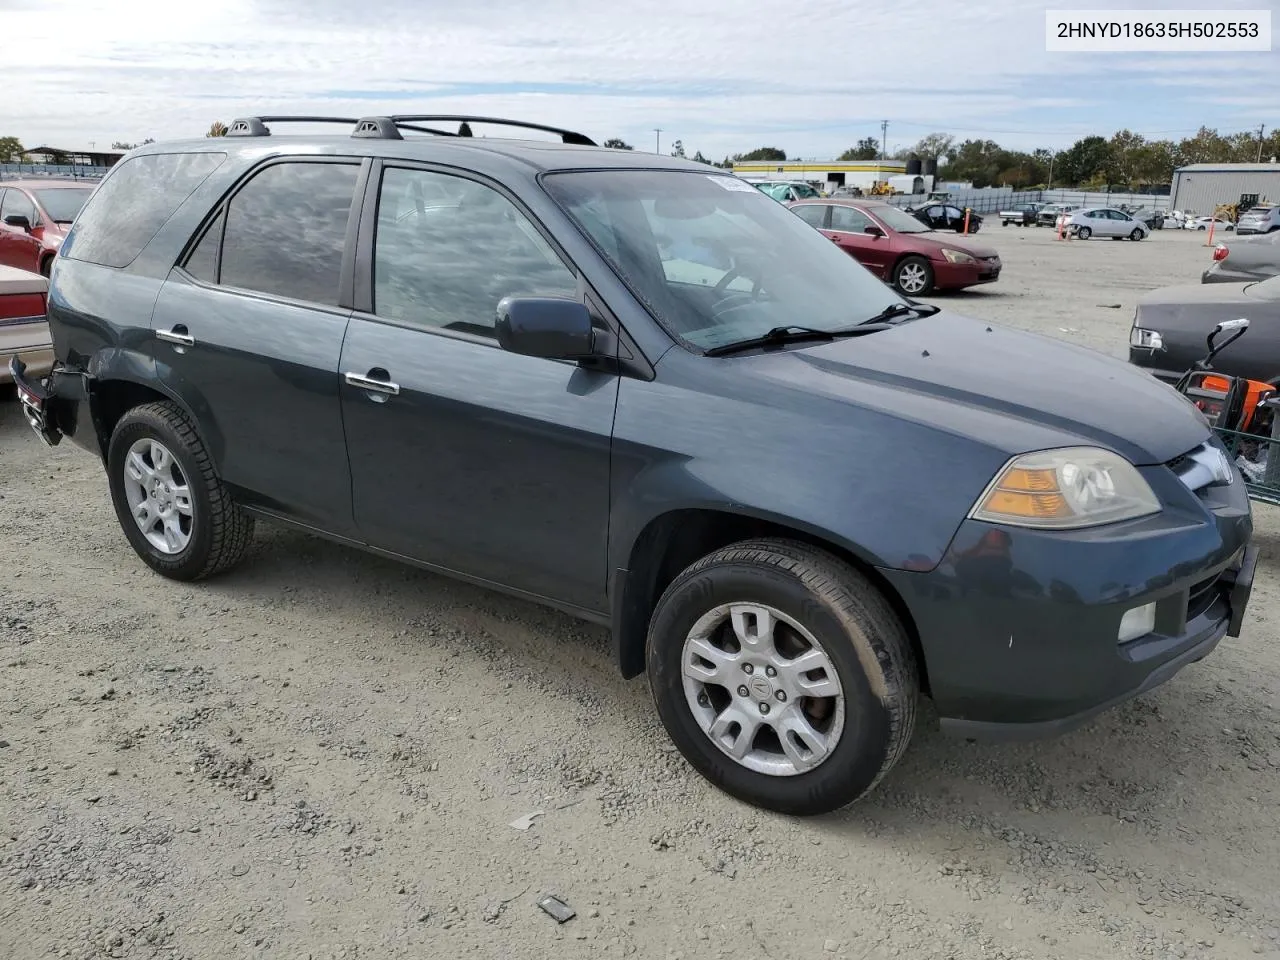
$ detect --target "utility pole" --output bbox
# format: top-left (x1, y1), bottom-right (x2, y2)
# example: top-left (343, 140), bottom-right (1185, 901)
top-left (654, 129), bottom-right (662, 154)
top-left (1258, 124), bottom-right (1266, 163)
top-left (880, 120), bottom-right (888, 161)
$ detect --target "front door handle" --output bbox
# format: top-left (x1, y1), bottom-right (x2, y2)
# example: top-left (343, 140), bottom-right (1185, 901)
top-left (343, 370), bottom-right (400, 396)
top-left (156, 325), bottom-right (195, 347)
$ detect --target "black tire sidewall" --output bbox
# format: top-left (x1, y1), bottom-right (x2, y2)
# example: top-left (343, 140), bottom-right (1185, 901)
top-left (1078, 226), bottom-right (1091, 240)
top-left (894, 256), bottom-right (933, 296)
top-left (647, 560), bottom-right (894, 815)
top-left (107, 407), bottom-right (219, 579)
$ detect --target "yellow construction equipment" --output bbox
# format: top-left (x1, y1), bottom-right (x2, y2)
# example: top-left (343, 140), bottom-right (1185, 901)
top-left (1213, 201), bottom-right (1238, 224)
top-left (866, 180), bottom-right (894, 196)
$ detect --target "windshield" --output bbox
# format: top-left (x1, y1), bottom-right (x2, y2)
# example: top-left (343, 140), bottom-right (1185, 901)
top-left (1246, 275), bottom-right (1280, 301)
top-left (32, 187), bottom-right (93, 223)
top-left (543, 170), bottom-right (906, 351)
top-left (864, 204), bottom-right (932, 233)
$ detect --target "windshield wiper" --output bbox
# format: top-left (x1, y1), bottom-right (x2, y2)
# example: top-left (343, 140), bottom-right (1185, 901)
top-left (704, 323), bottom-right (893, 358)
top-left (861, 301), bottom-right (940, 325)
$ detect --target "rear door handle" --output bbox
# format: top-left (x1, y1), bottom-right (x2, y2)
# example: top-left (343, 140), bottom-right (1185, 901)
top-left (343, 370), bottom-right (400, 396)
top-left (156, 325), bottom-right (195, 347)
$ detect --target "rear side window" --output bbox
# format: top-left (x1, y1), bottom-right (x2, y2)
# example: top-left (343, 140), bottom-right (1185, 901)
top-left (216, 161), bottom-right (359, 305)
top-left (63, 152), bottom-right (226, 268)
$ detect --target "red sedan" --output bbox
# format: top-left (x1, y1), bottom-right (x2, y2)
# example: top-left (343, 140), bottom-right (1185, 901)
top-left (787, 197), bottom-right (1001, 296)
top-left (0, 179), bottom-right (96, 276)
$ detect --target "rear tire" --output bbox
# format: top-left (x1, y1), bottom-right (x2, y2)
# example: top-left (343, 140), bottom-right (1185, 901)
top-left (39, 256), bottom-right (53, 278)
top-left (106, 401), bottom-right (254, 581)
top-left (646, 538), bottom-right (918, 815)
top-left (893, 255), bottom-right (934, 296)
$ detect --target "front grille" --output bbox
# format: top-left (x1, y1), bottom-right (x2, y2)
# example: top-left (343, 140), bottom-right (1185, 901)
top-left (1187, 572), bottom-right (1223, 621)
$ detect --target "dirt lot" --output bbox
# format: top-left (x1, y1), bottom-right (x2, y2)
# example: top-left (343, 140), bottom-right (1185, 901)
top-left (2, 226), bottom-right (1279, 960)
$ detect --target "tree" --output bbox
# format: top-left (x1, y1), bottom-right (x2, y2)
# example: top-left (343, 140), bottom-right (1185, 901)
top-left (733, 147), bottom-right (786, 162)
top-left (670, 139), bottom-right (686, 158)
top-left (1055, 136), bottom-right (1111, 187)
top-left (838, 137), bottom-right (880, 161)
top-left (207, 121), bottom-right (228, 138)
top-left (602, 138), bottom-right (633, 150)
top-left (111, 138), bottom-right (156, 151)
top-left (0, 136), bottom-right (24, 162)
top-left (910, 133), bottom-right (955, 165)
top-left (691, 150), bottom-right (711, 165)
top-left (1175, 126), bottom-right (1231, 166)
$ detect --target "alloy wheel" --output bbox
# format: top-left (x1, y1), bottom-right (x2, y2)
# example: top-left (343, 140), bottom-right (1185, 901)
top-left (121, 437), bottom-right (195, 554)
top-left (680, 602), bottom-right (846, 777)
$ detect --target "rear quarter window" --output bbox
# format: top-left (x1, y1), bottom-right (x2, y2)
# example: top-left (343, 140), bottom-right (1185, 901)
top-left (62, 151), bottom-right (227, 268)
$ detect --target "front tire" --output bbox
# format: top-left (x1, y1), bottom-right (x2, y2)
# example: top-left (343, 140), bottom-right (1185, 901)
top-left (646, 538), bottom-right (919, 815)
top-left (1077, 226), bottom-right (1092, 240)
top-left (107, 401), bottom-right (254, 581)
top-left (892, 255), bottom-right (934, 296)
top-left (1129, 228), bottom-right (1143, 241)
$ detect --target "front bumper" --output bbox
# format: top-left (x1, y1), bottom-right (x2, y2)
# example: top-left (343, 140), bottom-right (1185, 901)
top-left (880, 454), bottom-right (1255, 739)
top-left (933, 258), bottom-right (1002, 289)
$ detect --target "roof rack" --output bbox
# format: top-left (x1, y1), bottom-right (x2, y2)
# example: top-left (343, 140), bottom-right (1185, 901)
top-left (355, 115), bottom-right (597, 146)
top-left (227, 114), bottom-right (597, 146)
top-left (227, 116), bottom-right (360, 137)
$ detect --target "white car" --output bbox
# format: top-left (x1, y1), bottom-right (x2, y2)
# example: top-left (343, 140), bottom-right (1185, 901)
top-left (1062, 207), bottom-right (1149, 241)
top-left (1187, 216), bottom-right (1235, 232)
top-left (1236, 204), bottom-right (1280, 235)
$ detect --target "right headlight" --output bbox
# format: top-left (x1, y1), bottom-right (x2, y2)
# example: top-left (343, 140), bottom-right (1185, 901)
top-left (970, 447), bottom-right (1161, 530)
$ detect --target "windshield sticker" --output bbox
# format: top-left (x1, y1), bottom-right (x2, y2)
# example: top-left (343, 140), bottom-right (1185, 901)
top-left (707, 175), bottom-right (759, 193)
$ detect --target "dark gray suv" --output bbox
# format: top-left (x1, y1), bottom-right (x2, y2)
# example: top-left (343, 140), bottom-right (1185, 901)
top-left (10, 115), bottom-right (1257, 815)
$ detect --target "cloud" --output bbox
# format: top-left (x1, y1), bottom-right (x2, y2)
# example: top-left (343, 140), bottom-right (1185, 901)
top-left (6, 0), bottom-right (1278, 157)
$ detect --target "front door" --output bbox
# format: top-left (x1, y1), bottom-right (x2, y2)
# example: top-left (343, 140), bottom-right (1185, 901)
top-left (150, 157), bottom-right (363, 534)
top-left (827, 205), bottom-right (891, 278)
top-left (0, 188), bottom-right (44, 272)
top-left (339, 163), bottom-right (618, 612)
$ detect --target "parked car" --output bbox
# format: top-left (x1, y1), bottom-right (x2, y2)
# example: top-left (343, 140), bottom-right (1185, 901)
top-left (1188, 216), bottom-right (1235, 232)
top-left (1064, 207), bottom-right (1149, 241)
top-left (788, 197), bottom-right (1000, 295)
top-left (1236, 203), bottom-right (1280, 235)
top-left (0, 263), bottom-right (51, 385)
top-left (0, 179), bottom-right (97, 276)
top-left (998, 202), bottom-right (1045, 226)
top-left (1203, 231), bottom-right (1280, 283)
top-left (1129, 275), bottom-right (1280, 384)
top-left (10, 116), bottom-right (1256, 816)
top-left (1166, 210), bottom-right (1191, 229)
top-left (755, 181), bottom-right (823, 202)
top-left (1128, 207), bottom-right (1165, 230)
top-left (907, 202), bottom-right (983, 233)
top-left (1036, 203), bottom-right (1078, 226)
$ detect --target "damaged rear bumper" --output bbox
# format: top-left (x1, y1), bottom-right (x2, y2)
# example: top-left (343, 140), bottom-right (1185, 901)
top-left (9, 354), bottom-right (69, 447)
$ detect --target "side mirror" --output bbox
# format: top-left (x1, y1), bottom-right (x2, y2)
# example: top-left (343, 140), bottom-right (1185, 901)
top-left (1216, 317), bottom-right (1249, 334)
top-left (496, 296), bottom-right (596, 360)
top-left (864, 225), bottom-right (884, 237)
top-left (4, 214), bottom-right (33, 232)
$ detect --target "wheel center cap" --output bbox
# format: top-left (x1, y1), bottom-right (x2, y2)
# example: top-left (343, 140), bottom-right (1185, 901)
top-left (748, 675), bottom-right (773, 700)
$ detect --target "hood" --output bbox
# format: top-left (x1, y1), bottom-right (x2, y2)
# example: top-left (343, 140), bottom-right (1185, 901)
top-left (915, 233), bottom-right (999, 258)
top-left (744, 311), bottom-right (1208, 465)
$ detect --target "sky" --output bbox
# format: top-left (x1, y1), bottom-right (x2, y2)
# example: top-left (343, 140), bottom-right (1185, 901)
top-left (4, 0), bottom-right (1278, 160)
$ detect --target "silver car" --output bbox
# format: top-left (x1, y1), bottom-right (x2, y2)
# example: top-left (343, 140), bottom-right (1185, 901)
top-left (1237, 204), bottom-right (1280, 236)
top-left (1065, 207), bottom-right (1149, 241)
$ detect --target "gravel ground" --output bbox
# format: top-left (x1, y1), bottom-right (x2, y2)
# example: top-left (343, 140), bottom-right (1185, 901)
top-left (2, 225), bottom-right (1279, 960)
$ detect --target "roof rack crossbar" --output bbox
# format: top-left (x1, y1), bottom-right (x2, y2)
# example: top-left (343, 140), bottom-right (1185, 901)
top-left (227, 116), bottom-right (361, 137)
top-left (386, 115), bottom-right (596, 146)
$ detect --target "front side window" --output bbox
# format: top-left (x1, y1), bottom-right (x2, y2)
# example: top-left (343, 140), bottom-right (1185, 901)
top-left (830, 206), bottom-right (872, 233)
top-left (373, 167), bottom-right (577, 337)
top-left (1, 189), bottom-right (37, 224)
top-left (218, 161), bottom-right (359, 305)
top-left (544, 170), bottom-right (904, 351)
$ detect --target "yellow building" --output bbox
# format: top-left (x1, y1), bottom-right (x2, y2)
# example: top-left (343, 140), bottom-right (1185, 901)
top-left (732, 159), bottom-right (915, 193)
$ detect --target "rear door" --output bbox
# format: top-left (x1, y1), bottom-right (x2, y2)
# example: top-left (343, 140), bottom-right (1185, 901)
top-left (0, 188), bottom-right (43, 272)
top-left (150, 157), bottom-right (364, 535)
top-left (338, 162), bottom-right (618, 611)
